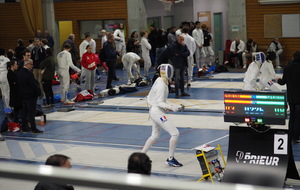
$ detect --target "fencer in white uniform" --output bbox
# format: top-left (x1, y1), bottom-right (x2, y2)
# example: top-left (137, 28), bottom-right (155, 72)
top-left (121, 52), bottom-right (142, 84)
top-left (0, 51), bottom-right (10, 109)
top-left (192, 21), bottom-right (205, 68)
top-left (182, 28), bottom-right (196, 86)
top-left (113, 23), bottom-right (126, 57)
top-left (242, 52), bottom-right (265, 91)
top-left (140, 31), bottom-right (152, 77)
top-left (142, 64), bottom-right (183, 167)
top-left (57, 44), bottom-right (81, 104)
top-left (258, 51), bottom-right (282, 92)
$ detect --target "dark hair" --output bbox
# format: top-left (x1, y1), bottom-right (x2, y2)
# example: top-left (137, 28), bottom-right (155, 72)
top-left (86, 44), bottom-right (91, 50)
top-left (247, 38), bottom-right (253, 44)
top-left (41, 39), bottom-right (48, 45)
top-left (293, 51), bottom-right (300, 62)
top-left (127, 152), bottom-right (151, 175)
top-left (195, 21), bottom-right (200, 25)
top-left (7, 60), bottom-right (17, 70)
top-left (107, 33), bottom-right (114, 41)
top-left (63, 44), bottom-right (72, 49)
top-left (201, 24), bottom-right (207, 30)
top-left (0, 48), bottom-right (5, 56)
top-left (266, 51), bottom-right (276, 61)
top-left (85, 33), bottom-right (91, 39)
top-left (181, 27), bottom-right (189, 34)
top-left (28, 39), bottom-right (34, 44)
top-left (45, 48), bottom-right (53, 57)
top-left (140, 30), bottom-right (146, 37)
top-left (6, 51), bottom-right (14, 59)
top-left (130, 31), bottom-right (137, 38)
top-left (17, 39), bottom-right (24, 46)
top-left (150, 24), bottom-right (155, 28)
top-left (45, 154), bottom-right (70, 167)
top-left (23, 48), bottom-right (31, 56)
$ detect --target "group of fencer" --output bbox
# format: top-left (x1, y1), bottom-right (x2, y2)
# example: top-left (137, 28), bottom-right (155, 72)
top-left (243, 51), bottom-right (282, 92)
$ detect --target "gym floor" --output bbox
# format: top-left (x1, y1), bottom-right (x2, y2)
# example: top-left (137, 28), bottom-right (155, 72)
top-left (1, 67), bottom-right (300, 189)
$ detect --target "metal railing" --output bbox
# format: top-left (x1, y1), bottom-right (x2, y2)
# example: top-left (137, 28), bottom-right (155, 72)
top-left (0, 162), bottom-right (282, 190)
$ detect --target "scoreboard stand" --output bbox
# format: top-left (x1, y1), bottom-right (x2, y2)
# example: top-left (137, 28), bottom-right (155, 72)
top-left (223, 90), bottom-right (300, 188)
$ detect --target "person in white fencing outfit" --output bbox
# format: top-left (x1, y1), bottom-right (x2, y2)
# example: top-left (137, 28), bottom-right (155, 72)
top-left (181, 27), bottom-right (196, 86)
top-left (242, 52), bottom-right (265, 91)
top-left (57, 44), bottom-right (81, 105)
top-left (114, 23), bottom-right (126, 57)
top-left (258, 51), bottom-right (282, 92)
top-left (0, 48), bottom-right (10, 109)
top-left (142, 64), bottom-right (183, 167)
top-left (121, 52), bottom-right (143, 84)
top-left (192, 21), bottom-right (205, 68)
top-left (140, 30), bottom-right (152, 77)
top-left (268, 38), bottom-right (283, 69)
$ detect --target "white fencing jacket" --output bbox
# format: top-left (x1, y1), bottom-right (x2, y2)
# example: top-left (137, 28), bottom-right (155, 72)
top-left (192, 28), bottom-right (204, 48)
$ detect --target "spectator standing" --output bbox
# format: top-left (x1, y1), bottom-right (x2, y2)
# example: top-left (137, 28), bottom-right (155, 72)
top-left (81, 45), bottom-right (97, 91)
top-left (192, 21), bottom-right (205, 68)
top-left (181, 27), bottom-right (196, 87)
top-left (167, 26), bottom-right (177, 46)
top-left (126, 31), bottom-right (141, 55)
top-left (16, 58), bottom-right (43, 133)
top-left (57, 44), bottom-right (81, 105)
top-left (31, 38), bottom-right (46, 98)
top-left (201, 24), bottom-right (215, 67)
top-left (114, 23), bottom-right (126, 57)
top-left (18, 49), bottom-right (31, 71)
top-left (128, 152), bottom-right (152, 175)
top-left (14, 39), bottom-right (26, 62)
top-left (35, 29), bottom-right (44, 40)
top-left (269, 38), bottom-right (283, 69)
top-left (169, 35), bottom-right (190, 98)
top-left (148, 25), bottom-right (158, 67)
top-left (227, 38), bottom-right (245, 68)
top-left (242, 38), bottom-right (257, 69)
top-left (62, 34), bottom-right (78, 66)
top-left (44, 30), bottom-right (54, 49)
top-left (27, 39), bottom-right (35, 52)
top-left (140, 30), bottom-right (152, 77)
top-left (0, 48), bottom-right (10, 109)
top-left (41, 39), bottom-right (50, 50)
top-left (40, 48), bottom-right (56, 107)
top-left (34, 154), bottom-right (74, 190)
top-left (104, 33), bottom-right (120, 89)
top-left (155, 29), bottom-right (167, 68)
top-left (7, 60), bottom-right (21, 124)
top-left (277, 51), bottom-right (300, 142)
top-left (101, 30), bottom-right (107, 48)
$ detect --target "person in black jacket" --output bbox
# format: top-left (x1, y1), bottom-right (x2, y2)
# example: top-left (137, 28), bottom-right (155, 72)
top-left (104, 33), bottom-right (120, 89)
top-left (40, 48), bottom-right (56, 107)
top-left (277, 51), bottom-right (300, 142)
top-left (34, 154), bottom-right (74, 190)
top-left (168, 35), bottom-right (190, 98)
top-left (16, 59), bottom-right (43, 134)
top-left (14, 39), bottom-right (26, 62)
top-left (7, 60), bottom-right (21, 124)
top-left (126, 31), bottom-right (140, 55)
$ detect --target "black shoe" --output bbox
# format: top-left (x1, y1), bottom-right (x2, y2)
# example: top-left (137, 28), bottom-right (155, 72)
top-left (32, 129), bottom-right (44, 134)
top-left (180, 92), bottom-right (190, 96)
top-left (187, 84), bottom-right (191, 87)
top-left (175, 94), bottom-right (180, 98)
top-left (22, 129), bottom-right (30, 133)
top-left (113, 78), bottom-right (119, 81)
top-left (0, 137), bottom-right (5, 141)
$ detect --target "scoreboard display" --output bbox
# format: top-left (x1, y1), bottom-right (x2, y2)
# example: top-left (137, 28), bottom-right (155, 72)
top-left (224, 90), bottom-right (287, 125)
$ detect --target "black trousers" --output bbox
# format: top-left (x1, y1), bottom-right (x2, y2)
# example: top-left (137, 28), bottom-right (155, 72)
top-left (289, 103), bottom-right (300, 141)
top-left (106, 61), bottom-right (116, 89)
top-left (227, 52), bottom-right (243, 68)
top-left (174, 67), bottom-right (185, 95)
top-left (21, 97), bottom-right (37, 131)
top-left (42, 79), bottom-right (54, 105)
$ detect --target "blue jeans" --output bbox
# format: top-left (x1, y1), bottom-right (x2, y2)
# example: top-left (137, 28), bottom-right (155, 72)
top-left (0, 98), bottom-right (5, 131)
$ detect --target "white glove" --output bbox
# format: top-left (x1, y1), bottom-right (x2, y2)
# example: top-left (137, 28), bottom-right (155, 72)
top-left (171, 104), bottom-right (181, 112)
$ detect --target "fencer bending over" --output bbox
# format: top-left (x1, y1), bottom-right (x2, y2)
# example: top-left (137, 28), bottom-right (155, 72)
top-left (242, 52), bottom-right (265, 91)
top-left (142, 64), bottom-right (183, 167)
top-left (258, 51), bottom-right (282, 92)
top-left (121, 52), bottom-right (142, 84)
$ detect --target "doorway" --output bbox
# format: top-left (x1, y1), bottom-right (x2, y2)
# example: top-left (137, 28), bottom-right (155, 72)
top-left (58, 21), bottom-right (73, 49)
top-left (213, 13), bottom-right (223, 52)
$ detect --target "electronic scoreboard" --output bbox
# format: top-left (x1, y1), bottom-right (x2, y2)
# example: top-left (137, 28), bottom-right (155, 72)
top-left (224, 90), bottom-right (287, 125)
